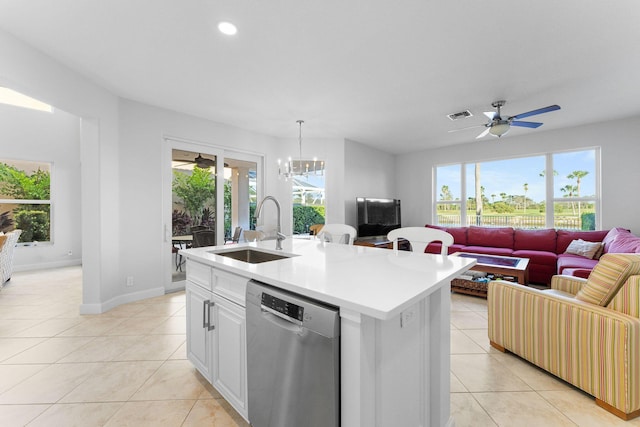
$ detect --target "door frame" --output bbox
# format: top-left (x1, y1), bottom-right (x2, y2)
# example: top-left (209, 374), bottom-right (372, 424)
top-left (162, 135), bottom-right (264, 293)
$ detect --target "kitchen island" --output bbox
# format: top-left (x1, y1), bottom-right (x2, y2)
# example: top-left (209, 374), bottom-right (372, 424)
top-left (180, 238), bottom-right (475, 427)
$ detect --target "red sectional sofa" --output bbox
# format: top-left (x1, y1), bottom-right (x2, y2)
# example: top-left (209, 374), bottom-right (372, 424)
top-left (424, 225), bottom-right (640, 285)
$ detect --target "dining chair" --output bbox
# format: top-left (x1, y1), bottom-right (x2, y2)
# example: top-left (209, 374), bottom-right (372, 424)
top-left (309, 224), bottom-right (324, 237)
top-left (243, 230), bottom-right (266, 242)
top-left (387, 227), bottom-right (454, 255)
top-left (317, 224), bottom-right (357, 245)
top-left (192, 230), bottom-right (216, 248)
top-left (225, 226), bottom-right (243, 244)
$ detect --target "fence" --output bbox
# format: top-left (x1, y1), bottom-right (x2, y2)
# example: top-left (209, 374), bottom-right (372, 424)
top-left (437, 214), bottom-right (582, 230)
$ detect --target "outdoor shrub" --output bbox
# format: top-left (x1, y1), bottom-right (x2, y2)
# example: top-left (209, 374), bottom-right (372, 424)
top-left (581, 212), bottom-right (596, 230)
top-left (172, 210), bottom-right (191, 236)
top-left (293, 205), bottom-right (325, 234)
top-left (200, 207), bottom-right (215, 230)
top-left (15, 210), bottom-right (49, 242)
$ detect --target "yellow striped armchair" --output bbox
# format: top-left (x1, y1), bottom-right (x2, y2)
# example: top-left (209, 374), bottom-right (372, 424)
top-left (488, 253), bottom-right (640, 420)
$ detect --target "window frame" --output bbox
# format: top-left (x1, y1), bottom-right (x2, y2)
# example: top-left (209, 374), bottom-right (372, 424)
top-left (433, 147), bottom-right (601, 230)
top-left (0, 158), bottom-right (53, 244)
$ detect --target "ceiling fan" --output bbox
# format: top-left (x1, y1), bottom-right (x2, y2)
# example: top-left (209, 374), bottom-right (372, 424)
top-left (171, 153), bottom-right (217, 170)
top-left (451, 100), bottom-right (560, 139)
top-left (193, 153), bottom-right (216, 168)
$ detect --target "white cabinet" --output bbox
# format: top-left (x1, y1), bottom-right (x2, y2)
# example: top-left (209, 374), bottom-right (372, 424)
top-left (186, 282), bottom-right (212, 380)
top-left (211, 294), bottom-right (247, 416)
top-left (185, 260), bottom-right (248, 421)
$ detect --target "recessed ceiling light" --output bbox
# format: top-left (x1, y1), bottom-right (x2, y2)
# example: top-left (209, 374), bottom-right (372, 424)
top-left (218, 21), bottom-right (237, 36)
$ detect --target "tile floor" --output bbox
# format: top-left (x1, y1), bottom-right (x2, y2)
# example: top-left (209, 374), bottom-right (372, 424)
top-left (0, 266), bottom-right (638, 426)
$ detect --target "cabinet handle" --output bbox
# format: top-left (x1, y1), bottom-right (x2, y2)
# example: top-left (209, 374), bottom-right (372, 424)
top-left (207, 301), bottom-right (216, 331)
top-left (203, 300), bottom-right (210, 329)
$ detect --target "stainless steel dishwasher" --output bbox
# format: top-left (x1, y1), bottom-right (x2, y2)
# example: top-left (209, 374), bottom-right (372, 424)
top-left (246, 280), bottom-right (340, 427)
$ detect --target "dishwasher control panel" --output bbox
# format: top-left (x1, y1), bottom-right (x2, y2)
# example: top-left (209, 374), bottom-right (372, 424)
top-left (261, 292), bottom-right (304, 322)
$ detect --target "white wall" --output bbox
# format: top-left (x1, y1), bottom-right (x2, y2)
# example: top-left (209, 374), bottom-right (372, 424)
top-left (118, 99), bottom-right (283, 298)
top-left (1, 28), bottom-right (120, 311)
top-left (0, 104), bottom-right (82, 270)
top-left (396, 116), bottom-right (640, 233)
top-left (344, 139), bottom-right (397, 228)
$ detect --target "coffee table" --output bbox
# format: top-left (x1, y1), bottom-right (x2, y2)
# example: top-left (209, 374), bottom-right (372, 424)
top-left (453, 252), bottom-right (530, 284)
top-left (450, 252), bottom-right (530, 298)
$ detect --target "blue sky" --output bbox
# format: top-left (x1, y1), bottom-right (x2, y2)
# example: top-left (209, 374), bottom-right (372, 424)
top-left (438, 149), bottom-right (596, 203)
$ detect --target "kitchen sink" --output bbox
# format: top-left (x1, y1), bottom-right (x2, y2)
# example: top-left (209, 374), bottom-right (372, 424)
top-left (210, 248), bottom-right (296, 264)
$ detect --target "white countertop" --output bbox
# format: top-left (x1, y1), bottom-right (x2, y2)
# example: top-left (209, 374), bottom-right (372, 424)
top-left (180, 239), bottom-right (476, 320)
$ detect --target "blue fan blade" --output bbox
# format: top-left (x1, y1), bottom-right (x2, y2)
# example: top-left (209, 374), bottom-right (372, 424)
top-left (512, 105), bottom-right (560, 120)
top-left (511, 121), bottom-right (543, 128)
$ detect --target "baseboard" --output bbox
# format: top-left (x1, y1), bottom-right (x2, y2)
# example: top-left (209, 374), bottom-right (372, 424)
top-left (13, 258), bottom-right (82, 272)
top-left (79, 286), bottom-right (165, 314)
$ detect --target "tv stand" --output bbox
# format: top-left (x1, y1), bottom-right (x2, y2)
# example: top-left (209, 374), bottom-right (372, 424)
top-left (354, 235), bottom-right (410, 250)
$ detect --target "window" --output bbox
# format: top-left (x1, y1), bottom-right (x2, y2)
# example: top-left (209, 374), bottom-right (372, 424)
top-left (292, 160), bottom-right (325, 234)
top-left (434, 148), bottom-right (599, 230)
top-left (0, 159), bottom-right (52, 243)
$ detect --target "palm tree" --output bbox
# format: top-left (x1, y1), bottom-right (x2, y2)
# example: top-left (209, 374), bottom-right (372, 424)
top-left (568, 170), bottom-right (589, 221)
top-left (560, 184), bottom-right (577, 215)
top-left (475, 163), bottom-right (482, 225)
top-left (523, 183), bottom-right (529, 213)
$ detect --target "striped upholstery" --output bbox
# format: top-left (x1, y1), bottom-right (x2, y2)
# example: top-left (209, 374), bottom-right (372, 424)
top-left (488, 280), bottom-right (640, 417)
top-left (576, 254), bottom-right (640, 306)
top-left (550, 274), bottom-right (586, 295)
top-left (608, 276), bottom-right (640, 318)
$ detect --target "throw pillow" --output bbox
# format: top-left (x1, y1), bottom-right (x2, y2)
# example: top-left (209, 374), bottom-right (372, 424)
top-left (608, 232), bottom-right (640, 254)
top-left (565, 239), bottom-right (602, 259)
top-left (576, 253), bottom-right (640, 306)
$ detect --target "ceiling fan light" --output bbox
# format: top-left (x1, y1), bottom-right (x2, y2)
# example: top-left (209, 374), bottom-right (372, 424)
top-left (489, 122), bottom-right (510, 137)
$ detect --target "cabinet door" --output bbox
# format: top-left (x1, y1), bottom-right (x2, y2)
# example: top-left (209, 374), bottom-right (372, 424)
top-left (211, 295), bottom-right (248, 418)
top-left (186, 282), bottom-right (212, 380)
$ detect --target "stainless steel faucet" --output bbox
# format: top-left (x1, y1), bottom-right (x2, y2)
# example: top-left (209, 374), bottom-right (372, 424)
top-left (255, 196), bottom-right (286, 250)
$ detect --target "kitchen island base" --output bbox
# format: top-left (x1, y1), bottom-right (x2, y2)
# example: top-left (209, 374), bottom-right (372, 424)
top-left (341, 285), bottom-right (453, 427)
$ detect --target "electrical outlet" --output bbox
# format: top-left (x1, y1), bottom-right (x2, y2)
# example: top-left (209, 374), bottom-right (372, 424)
top-left (126, 276), bottom-right (134, 287)
top-left (400, 310), bottom-right (416, 328)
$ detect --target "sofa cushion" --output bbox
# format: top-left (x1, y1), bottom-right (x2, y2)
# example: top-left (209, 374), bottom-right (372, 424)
top-left (557, 253), bottom-right (599, 275)
top-left (513, 228), bottom-right (557, 252)
top-left (602, 227), bottom-right (630, 252)
top-left (425, 242), bottom-right (465, 255)
top-left (512, 250), bottom-right (557, 266)
top-left (558, 267), bottom-right (592, 279)
top-left (607, 231), bottom-right (640, 254)
top-left (576, 253), bottom-right (640, 306)
top-left (467, 226), bottom-right (514, 249)
top-left (556, 229), bottom-right (609, 254)
top-left (461, 246), bottom-right (514, 256)
top-left (425, 224), bottom-right (467, 245)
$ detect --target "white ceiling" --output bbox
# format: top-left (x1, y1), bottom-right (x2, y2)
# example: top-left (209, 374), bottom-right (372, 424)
top-left (1, 1), bottom-right (639, 154)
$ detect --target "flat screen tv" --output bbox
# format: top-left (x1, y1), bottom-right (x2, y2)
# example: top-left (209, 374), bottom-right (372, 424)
top-left (356, 197), bottom-right (401, 238)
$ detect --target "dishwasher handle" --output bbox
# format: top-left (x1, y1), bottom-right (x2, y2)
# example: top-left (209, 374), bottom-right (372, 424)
top-left (260, 306), bottom-right (303, 333)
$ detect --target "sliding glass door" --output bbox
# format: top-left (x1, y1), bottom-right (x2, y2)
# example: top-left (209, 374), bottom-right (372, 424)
top-left (163, 139), bottom-right (262, 291)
